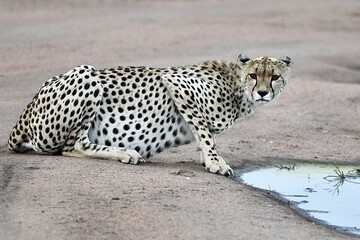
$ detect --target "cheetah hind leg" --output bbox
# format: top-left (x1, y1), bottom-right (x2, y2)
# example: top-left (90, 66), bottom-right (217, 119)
top-left (62, 136), bottom-right (145, 165)
top-left (60, 100), bottom-right (144, 164)
top-left (58, 68), bottom-right (144, 164)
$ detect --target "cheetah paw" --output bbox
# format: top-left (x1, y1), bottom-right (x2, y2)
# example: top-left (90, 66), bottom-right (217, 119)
top-left (205, 160), bottom-right (234, 177)
top-left (118, 149), bottom-right (144, 165)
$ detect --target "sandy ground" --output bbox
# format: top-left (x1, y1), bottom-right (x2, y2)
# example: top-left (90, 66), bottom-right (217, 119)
top-left (1, 0), bottom-right (360, 239)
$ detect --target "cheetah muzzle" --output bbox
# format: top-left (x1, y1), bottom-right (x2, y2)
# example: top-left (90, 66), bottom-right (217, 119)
top-left (8, 54), bottom-right (293, 176)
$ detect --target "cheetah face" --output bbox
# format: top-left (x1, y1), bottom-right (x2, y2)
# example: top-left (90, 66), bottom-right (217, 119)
top-left (238, 54), bottom-right (293, 105)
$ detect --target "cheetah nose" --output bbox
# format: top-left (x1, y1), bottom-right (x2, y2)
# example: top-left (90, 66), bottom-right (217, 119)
top-left (257, 90), bottom-right (268, 97)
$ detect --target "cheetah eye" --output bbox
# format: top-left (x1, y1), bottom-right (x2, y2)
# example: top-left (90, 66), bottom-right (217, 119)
top-left (271, 75), bottom-right (280, 81)
top-left (248, 73), bottom-right (257, 80)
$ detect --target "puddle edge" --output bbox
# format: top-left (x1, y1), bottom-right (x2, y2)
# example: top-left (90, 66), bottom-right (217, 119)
top-left (233, 162), bottom-right (360, 238)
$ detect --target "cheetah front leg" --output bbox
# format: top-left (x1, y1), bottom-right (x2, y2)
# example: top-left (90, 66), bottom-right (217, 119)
top-left (186, 114), bottom-right (233, 176)
top-left (162, 75), bottom-right (233, 176)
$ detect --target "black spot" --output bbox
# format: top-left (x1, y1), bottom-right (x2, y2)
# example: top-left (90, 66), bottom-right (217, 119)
top-left (164, 141), bottom-right (171, 148)
top-left (109, 117), bottom-right (115, 124)
top-left (105, 140), bottom-right (111, 146)
top-left (94, 89), bottom-right (100, 97)
top-left (73, 99), bottom-right (79, 106)
top-left (84, 83), bottom-right (90, 90)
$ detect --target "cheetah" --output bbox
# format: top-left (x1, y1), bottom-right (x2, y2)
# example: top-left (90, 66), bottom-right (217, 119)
top-left (8, 54), bottom-right (292, 176)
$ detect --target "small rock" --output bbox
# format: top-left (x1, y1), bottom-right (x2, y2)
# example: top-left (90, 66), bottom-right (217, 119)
top-left (170, 169), bottom-right (196, 177)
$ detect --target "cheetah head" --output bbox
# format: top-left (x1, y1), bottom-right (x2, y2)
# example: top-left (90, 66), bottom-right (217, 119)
top-left (237, 54), bottom-right (293, 105)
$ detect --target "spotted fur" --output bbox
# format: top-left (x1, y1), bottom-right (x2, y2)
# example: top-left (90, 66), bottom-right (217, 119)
top-left (8, 54), bottom-right (292, 176)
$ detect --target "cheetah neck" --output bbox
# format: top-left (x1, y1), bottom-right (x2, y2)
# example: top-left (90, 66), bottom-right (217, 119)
top-left (234, 88), bottom-right (253, 120)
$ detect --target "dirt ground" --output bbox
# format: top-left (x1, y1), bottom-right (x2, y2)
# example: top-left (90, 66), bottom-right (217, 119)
top-left (1, 0), bottom-right (360, 239)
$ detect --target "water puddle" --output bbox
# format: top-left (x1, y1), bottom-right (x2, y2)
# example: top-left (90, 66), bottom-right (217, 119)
top-left (235, 163), bottom-right (360, 236)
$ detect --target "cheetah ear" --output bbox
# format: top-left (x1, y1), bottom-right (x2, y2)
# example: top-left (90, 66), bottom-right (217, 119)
top-left (237, 54), bottom-right (251, 64)
top-left (280, 56), bottom-right (293, 67)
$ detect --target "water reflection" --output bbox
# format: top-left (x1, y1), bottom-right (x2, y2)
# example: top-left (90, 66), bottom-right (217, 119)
top-left (236, 163), bottom-right (360, 236)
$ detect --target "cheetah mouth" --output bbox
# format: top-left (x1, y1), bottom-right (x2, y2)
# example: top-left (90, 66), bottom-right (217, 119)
top-left (256, 99), bottom-right (270, 102)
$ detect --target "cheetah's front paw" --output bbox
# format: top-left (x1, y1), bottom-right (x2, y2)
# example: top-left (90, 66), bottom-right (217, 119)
top-left (205, 159), bottom-right (234, 177)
